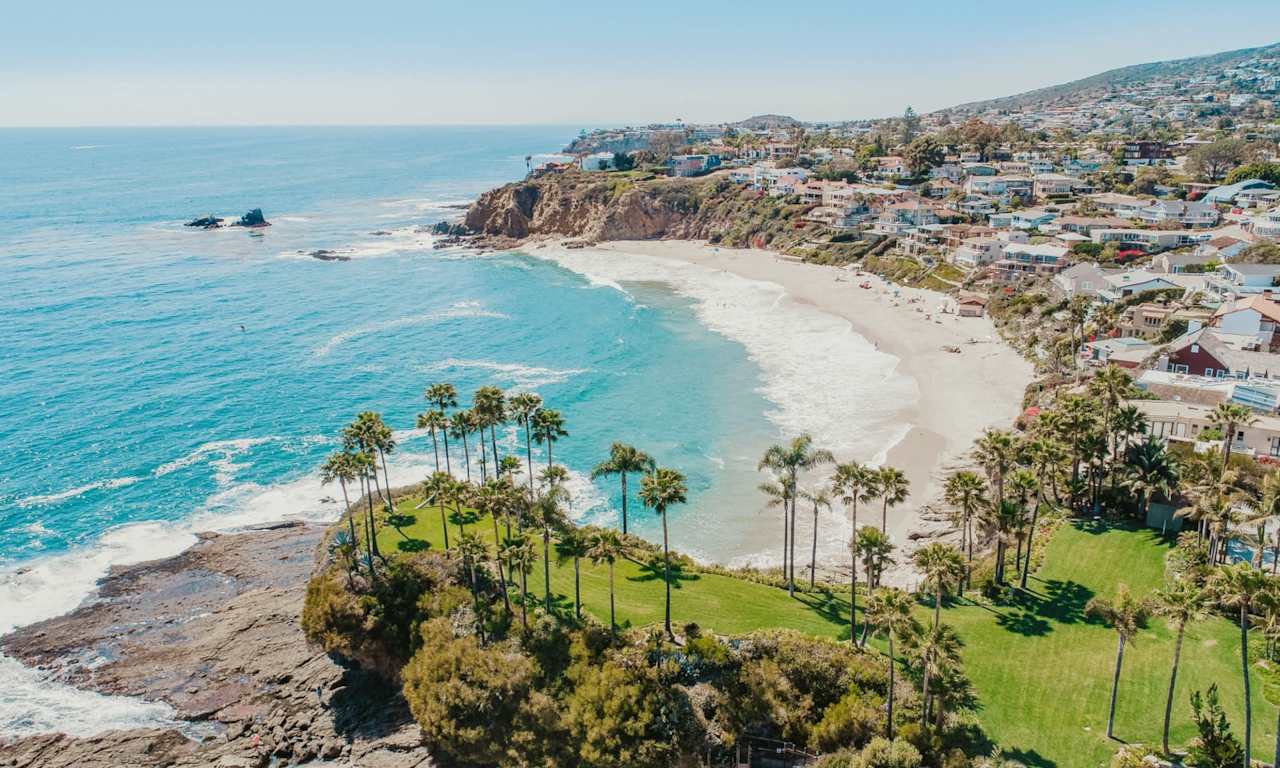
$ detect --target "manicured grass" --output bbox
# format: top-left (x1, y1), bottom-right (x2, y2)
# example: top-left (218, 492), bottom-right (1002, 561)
top-left (374, 497), bottom-right (855, 639)
top-left (938, 520), bottom-right (1272, 768)
top-left (367, 501), bottom-right (1272, 768)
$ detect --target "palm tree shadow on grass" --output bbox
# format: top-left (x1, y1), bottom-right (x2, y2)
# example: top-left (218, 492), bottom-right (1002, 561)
top-left (626, 557), bottom-right (700, 589)
top-left (1000, 747), bottom-right (1057, 768)
top-left (447, 508), bottom-right (481, 529)
top-left (978, 578), bottom-right (1093, 637)
top-left (793, 590), bottom-right (855, 634)
top-left (396, 538), bottom-right (430, 553)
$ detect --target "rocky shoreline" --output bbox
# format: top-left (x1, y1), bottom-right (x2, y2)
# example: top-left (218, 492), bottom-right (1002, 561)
top-left (0, 521), bottom-right (433, 768)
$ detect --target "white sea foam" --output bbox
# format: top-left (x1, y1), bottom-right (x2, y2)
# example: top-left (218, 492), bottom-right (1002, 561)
top-left (415, 358), bottom-right (587, 390)
top-left (0, 438), bottom-right (444, 739)
top-left (313, 305), bottom-right (508, 358)
top-left (534, 247), bottom-right (919, 462)
top-left (16, 476), bottom-right (143, 508)
top-left (69, 145), bottom-right (105, 151)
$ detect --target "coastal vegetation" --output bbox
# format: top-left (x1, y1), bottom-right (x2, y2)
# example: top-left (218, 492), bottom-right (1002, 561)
top-left (300, 366), bottom-right (1280, 768)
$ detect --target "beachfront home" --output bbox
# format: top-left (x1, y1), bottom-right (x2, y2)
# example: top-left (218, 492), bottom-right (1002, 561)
top-left (1090, 229), bottom-right (1198, 251)
top-left (965, 175), bottom-right (1033, 198)
top-left (956, 292), bottom-right (989, 317)
top-left (993, 242), bottom-right (1069, 281)
top-left (1118, 301), bottom-right (1211, 339)
top-left (1137, 369), bottom-right (1280, 413)
top-left (1054, 216), bottom-right (1130, 235)
top-left (951, 237), bottom-right (1004, 268)
top-left (1083, 336), bottom-right (1156, 368)
top-left (1253, 207), bottom-right (1280, 239)
top-left (1052, 262), bottom-right (1115, 298)
top-left (1211, 264), bottom-right (1280, 296)
top-left (1137, 399), bottom-right (1280, 459)
top-left (1158, 327), bottom-right (1280, 380)
top-left (1087, 192), bottom-right (1150, 218)
top-left (1211, 294), bottom-right (1280, 351)
top-left (1151, 251), bottom-right (1211, 274)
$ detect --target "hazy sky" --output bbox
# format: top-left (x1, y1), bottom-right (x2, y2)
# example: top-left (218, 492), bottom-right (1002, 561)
top-left (3, 0), bottom-right (1279, 127)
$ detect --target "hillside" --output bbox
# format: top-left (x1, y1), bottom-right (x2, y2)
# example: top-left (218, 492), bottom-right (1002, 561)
top-left (943, 41), bottom-right (1280, 114)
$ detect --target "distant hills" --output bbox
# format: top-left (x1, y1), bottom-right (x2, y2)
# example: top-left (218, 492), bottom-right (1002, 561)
top-left (942, 41), bottom-right (1280, 114)
top-left (731, 114), bottom-right (802, 131)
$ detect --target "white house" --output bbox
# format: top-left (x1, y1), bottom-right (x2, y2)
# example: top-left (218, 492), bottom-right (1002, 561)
top-left (578, 152), bottom-right (616, 172)
top-left (1134, 200), bottom-right (1220, 228)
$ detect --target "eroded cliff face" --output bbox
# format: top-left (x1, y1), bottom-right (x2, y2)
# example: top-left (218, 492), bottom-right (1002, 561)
top-left (464, 171), bottom-right (807, 247)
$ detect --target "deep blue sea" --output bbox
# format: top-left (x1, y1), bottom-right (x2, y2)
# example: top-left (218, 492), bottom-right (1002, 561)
top-left (0, 127), bottom-right (912, 736)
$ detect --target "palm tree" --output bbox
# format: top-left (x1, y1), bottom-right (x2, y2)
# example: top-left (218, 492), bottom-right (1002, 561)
top-left (876, 466), bottom-right (910, 534)
top-left (1153, 579), bottom-right (1210, 755)
top-left (1126, 436), bottom-right (1180, 520)
top-left (799, 485), bottom-right (833, 590)
top-left (456, 532), bottom-right (489, 642)
top-left (974, 428), bottom-right (1018, 513)
top-left (980, 500), bottom-right (1023, 585)
top-left (416, 409), bottom-right (449, 473)
top-left (902, 621), bottom-right (964, 730)
top-left (425, 382), bottom-right (458, 473)
top-left (1246, 471), bottom-right (1280, 574)
top-left (833, 462), bottom-right (879, 643)
top-left (531, 409), bottom-right (568, 472)
top-left (1211, 402), bottom-right (1258, 473)
top-left (501, 533), bottom-right (538, 629)
top-left (640, 467), bottom-right (688, 639)
top-left (587, 528), bottom-right (626, 636)
top-left (856, 526), bottom-right (897, 647)
top-left (866, 586), bottom-right (918, 739)
top-left (508, 392), bottom-right (543, 494)
top-left (473, 386), bottom-right (507, 477)
top-left (343, 412), bottom-right (395, 516)
top-left (348, 449), bottom-right (382, 566)
top-left (591, 443), bottom-right (654, 535)
top-left (1087, 584), bottom-right (1151, 740)
top-left (320, 450), bottom-right (363, 573)
top-left (471, 479), bottom-right (511, 615)
top-left (759, 435), bottom-right (835, 595)
top-left (944, 470), bottom-right (987, 587)
top-left (555, 527), bottom-right (590, 620)
top-left (1212, 562), bottom-right (1272, 767)
top-left (421, 471), bottom-right (455, 549)
top-left (912, 543), bottom-right (966, 629)
top-left (449, 410), bottom-right (475, 482)
top-left (1007, 468), bottom-right (1038, 577)
top-left (530, 487), bottom-right (567, 612)
top-left (1111, 404), bottom-right (1149, 468)
top-left (1089, 364), bottom-right (1132, 455)
top-left (1021, 438), bottom-right (1064, 589)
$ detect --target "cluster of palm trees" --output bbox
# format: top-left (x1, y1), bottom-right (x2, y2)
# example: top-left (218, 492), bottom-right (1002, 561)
top-left (861, 541), bottom-right (968, 740)
top-left (321, 386), bottom-right (695, 640)
top-left (757, 434), bottom-right (910, 602)
top-left (1089, 562), bottom-right (1280, 767)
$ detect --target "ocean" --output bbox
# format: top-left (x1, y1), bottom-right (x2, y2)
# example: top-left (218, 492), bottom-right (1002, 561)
top-left (0, 126), bottom-right (914, 736)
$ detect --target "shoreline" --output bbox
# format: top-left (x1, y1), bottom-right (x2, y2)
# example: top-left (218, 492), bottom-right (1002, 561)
top-left (528, 239), bottom-right (1034, 584)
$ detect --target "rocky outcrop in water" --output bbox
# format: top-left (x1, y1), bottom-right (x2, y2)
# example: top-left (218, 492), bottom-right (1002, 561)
top-left (184, 214), bottom-right (224, 229)
top-left (0, 521), bottom-right (434, 768)
top-left (230, 209), bottom-right (270, 228)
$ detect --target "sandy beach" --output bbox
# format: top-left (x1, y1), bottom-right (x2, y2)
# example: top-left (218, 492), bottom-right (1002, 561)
top-left (533, 239), bottom-right (1034, 584)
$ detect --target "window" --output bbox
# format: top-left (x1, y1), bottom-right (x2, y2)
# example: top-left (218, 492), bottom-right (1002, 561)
top-left (1272, 438), bottom-right (1280, 458)
top-left (1205, 368), bottom-right (1215, 376)
top-left (1174, 364), bottom-right (1190, 374)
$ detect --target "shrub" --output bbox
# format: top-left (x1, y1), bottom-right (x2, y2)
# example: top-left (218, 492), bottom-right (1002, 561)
top-left (809, 689), bottom-right (883, 753)
top-left (857, 736), bottom-right (924, 768)
top-left (565, 657), bottom-right (699, 768)
top-left (1187, 684), bottom-right (1243, 768)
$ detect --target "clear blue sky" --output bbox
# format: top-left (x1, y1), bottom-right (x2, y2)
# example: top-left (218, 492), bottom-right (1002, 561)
top-left (2, 0), bottom-right (1279, 127)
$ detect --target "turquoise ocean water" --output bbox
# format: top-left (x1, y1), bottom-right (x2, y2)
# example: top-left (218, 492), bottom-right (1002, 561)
top-left (0, 127), bottom-right (912, 736)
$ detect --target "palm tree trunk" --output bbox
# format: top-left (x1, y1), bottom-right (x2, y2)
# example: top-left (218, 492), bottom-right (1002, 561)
top-left (783, 494), bottom-right (790, 595)
top-left (490, 427), bottom-right (501, 477)
top-left (783, 494), bottom-right (793, 591)
top-left (882, 498), bottom-right (889, 533)
top-left (546, 438), bottom-right (553, 472)
top-left (379, 450), bottom-right (394, 508)
top-left (439, 502), bottom-right (450, 549)
top-left (543, 529), bottom-right (552, 612)
top-left (1164, 622), bottom-right (1185, 755)
top-left (662, 508), bottom-right (673, 638)
top-left (441, 432), bottom-right (452, 476)
top-left (520, 567), bottom-right (528, 629)
top-left (608, 560), bottom-right (617, 636)
top-left (364, 476), bottom-right (383, 564)
top-left (810, 503), bottom-right (818, 590)
top-left (1021, 497), bottom-right (1041, 590)
top-left (850, 501), bottom-right (859, 645)
top-left (523, 418), bottom-right (534, 495)
top-left (935, 585), bottom-right (943, 630)
top-left (886, 634), bottom-right (896, 739)
top-left (1107, 635), bottom-right (1125, 740)
top-left (339, 480), bottom-right (359, 572)
top-left (460, 430), bottom-right (471, 482)
top-left (620, 473), bottom-right (629, 535)
top-left (1242, 605), bottom-right (1253, 768)
top-left (573, 557), bottom-right (581, 619)
top-left (429, 430), bottom-right (440, 471)
top-left (921, 663), bottom-right (931, 728)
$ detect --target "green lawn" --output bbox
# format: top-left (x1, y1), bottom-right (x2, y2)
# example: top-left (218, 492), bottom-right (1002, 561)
top-left (374, 497), bottom-right (854, 639)
top-left (368, 501), bottom-right (1272, 768)
top-left (938, 520), bottom-right (1272, 768)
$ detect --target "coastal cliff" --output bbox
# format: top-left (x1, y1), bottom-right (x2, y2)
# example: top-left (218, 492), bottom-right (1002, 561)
top-left (464, 170), bottom-right (814, 248)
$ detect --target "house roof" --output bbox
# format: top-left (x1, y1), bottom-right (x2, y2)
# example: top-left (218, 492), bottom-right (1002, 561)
top-left (1213, 295), bottom-right (1280, 324)
top-left (1169, 328), bottom-right (1280, 375)
top-left (1205, 179), bottom-right (1277, 203)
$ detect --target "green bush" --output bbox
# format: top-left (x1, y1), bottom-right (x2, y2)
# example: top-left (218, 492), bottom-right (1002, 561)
top-left (809, 689), bottom-right (884, 752)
